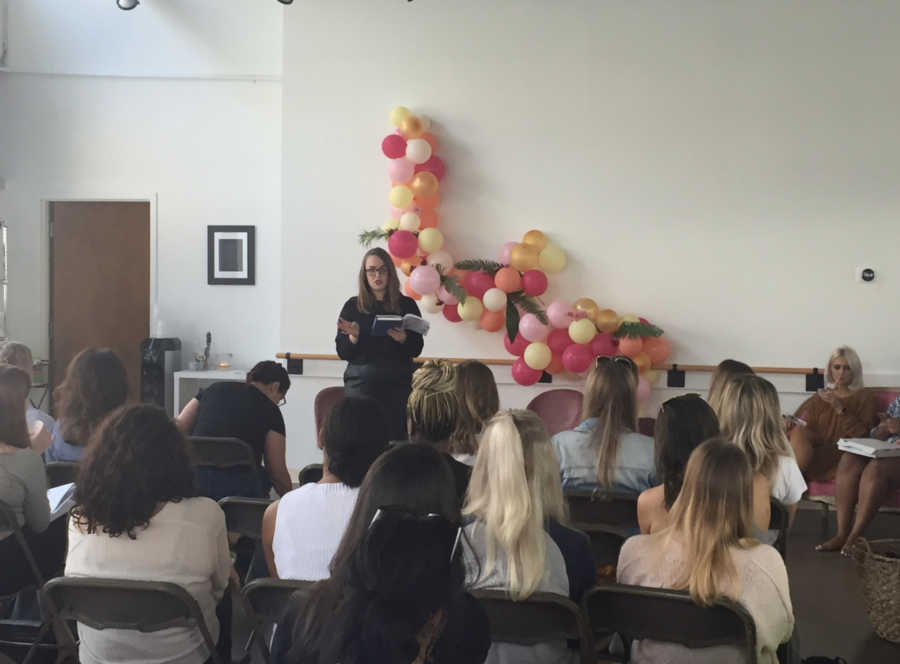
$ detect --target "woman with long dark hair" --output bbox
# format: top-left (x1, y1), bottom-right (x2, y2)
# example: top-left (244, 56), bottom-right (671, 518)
top-left (336, 247), bottom-right (424, 440)
top-left (271, 444), bottom-right (490, 664)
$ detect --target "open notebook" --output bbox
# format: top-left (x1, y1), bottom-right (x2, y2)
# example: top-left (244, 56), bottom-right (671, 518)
top-left (837, 438), bottom-right (900, 459)
top-left (48, 482), bottom-right (76, 521)
top-left (371, 314), bottom-right (430, 337)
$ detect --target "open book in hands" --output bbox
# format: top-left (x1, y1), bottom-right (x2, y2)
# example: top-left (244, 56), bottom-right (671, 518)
top-left (371, 314), bottom-right (430, 337)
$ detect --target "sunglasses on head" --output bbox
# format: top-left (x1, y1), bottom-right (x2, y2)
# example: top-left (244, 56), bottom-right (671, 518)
top-left (595, 355), bottom-right (636, 369)
top-left (369, 506), bottom-right (463, 562)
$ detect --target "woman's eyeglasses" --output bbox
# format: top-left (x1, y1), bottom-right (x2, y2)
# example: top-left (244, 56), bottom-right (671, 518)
top-left (369, 506), bottom-right (463, 562)
top-left (365, 267), bottom-right (389, 277)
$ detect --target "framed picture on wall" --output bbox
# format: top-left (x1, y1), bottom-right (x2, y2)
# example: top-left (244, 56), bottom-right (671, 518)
top-left (207, 225), bottom-right (255, 285)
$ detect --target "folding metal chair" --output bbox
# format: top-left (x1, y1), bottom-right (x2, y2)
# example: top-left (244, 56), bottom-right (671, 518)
top-left (241, 578), bottom-right (315, 661)
top-left (188, 436), bottom-right (262, 500)
top-left (217, 497), bottom-right (272, 585)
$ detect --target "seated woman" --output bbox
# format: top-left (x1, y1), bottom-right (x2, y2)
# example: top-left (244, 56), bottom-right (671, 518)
top-left (0, 363), bottom-right (51, 453)
top-left (450, 360), bottom-right (500, 466)
top-left (262, 396), bottom-right (388, 580)
top-left (817, 393), bottom-right (900, 553)
top-left (48, 348), bottom-right (128, 462)
top-left (553, 355), bottom-right (655, 492)
top-left (718, 375), bottom-right (807, 531)
top-left (271, 443), bottom-right (491, 664)
top-left (66, 404), bottom-right (232, 664)
top-left (618, 439), bottom-right (794, 664)
top-left (0, 372), bottom-right (67, 596)
top-left (707, 359), bottom-right (753, 415)
top-left (638, 394), bottom-right (720, 534)
top-left (789, 346), bottom-right (878, 479)
top-left (0, 342), bottom-right (58, 449)
top-left (176, 360), bottom-right (292, 498)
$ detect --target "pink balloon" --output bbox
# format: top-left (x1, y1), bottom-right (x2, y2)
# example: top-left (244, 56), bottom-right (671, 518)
top-left (503, 332), bottom-right (529, 356)
top-left (409, 265), bottom-right (441, 295)
top-left (512, 357), bottom-right (543, 386)
top-left (442, 303), bottom-right (462, 322)
top-left (464, 271), bottom-right (495, 299)
top-left (437, 284), bottom-right (458, 305)
top-left (382, 134), bottom-right (407, 159)
top-left (390, 205), bottom-right (412, 219)
top-left (519, 313), bottom-right (549, 342)
top-left (590, 332), bottom-right (619, 357)
top-left (562, 343), bottom-right (593, 374)
top-left (547, 328), bottom-right (573, 356)
top-left (387, 158), bottom-right (415, 184)
top-left (387, 230), bottom-right (418, 259)
top-left (637, 375), bottom-right (651, 402)
top-left (498, 241), bottom-right (518, 265)
top-left (414, 155), bottom-right (446, 180)
top-left (547, 300), bottom-right (574, 329)
top-left (521, 269), bottom-right (548, 297)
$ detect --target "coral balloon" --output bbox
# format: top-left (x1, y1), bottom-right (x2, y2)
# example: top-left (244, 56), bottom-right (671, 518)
top-left (409, 265), bottom-right (441, 296)
top-left (387, 157), bottom-right (415, 183)
top-left (590, 332), bottom-right (618, 357)
top-left (389, 185), bottom-right (413, 209)
top-left (416, 192), bottom-right (440, 210)
top-left (524, 342), bottom-right (552, 371)
top-left (437, 284), bottom-right (458, 306)
top-left (405, 138), bottom-right (432, 164)
top-left (399, 115), bottom-right (424, 138)
top-left (643, 336), bottom-right (670, 365)
top-left (382, 135), bottom-right (407, 159)
top-left (390, 106), bottom-right (411, 127)
top-left (545, 354), bottom-right (565, 375)
top-left (420, 294), bottom-right (441, 314)
top-left (418, 208), bottom-right (438, 229)
top-left (547, 328), bottom-right (573, 356)
top-left (464, 271), bottom-right (495, 299)
top-left (494, 267), bottom-right (522, 293)
top-left (519, 313), bottom-right (549, 342)
top-left (633, 352), bottom-right (651, 374)
top-left (573, 298), bottom-right (600, 321)
top-left (457, 297), bottom-right (484, 322)
top-left (398, 212), bottom-right (421, 231)
top-left (421, 132), bottom-right (438, 151)
top-left (442, 303), bottom-right (462, 322)
top-left (618, 336), bottom-right (644, 358)
top-left (521, 269), bottom-right (548, 297)
top-left (480, 309), bottom-right (505, 332)
top-left (503, 332), bottom-right (529, 356)
top-left (538, 243), bottom-right (567, 274)
top-left (522, 230), bottom-right (548, 252)
top-left (410, 171), bottom-right (439, 198)
top-left (636, 375), bottom-right (651, 402)
top-left (509, 243), bottom-right (540, 271)
top-left (511, 357), bottom-right (543, 386)
top-left (417, 227), bottom-right (444, 253)
top-left (498, 241), bottom-right (518, 265)
top-left (482, 288), bottom-right (508, 312)
top-left (426, 250), bottom-right (453, 273)
top-left (414, 155), bottom-right (446, 181)
top-left (388, 230), bottom-right (418, 259)
top-left (568, 318), bottom-right (597, 345)
top-left (403, 280), bottom-right (421, 300)
top-left (547, 300), bottom-right (574, 329)
top-left (562, 343), bottom-right (594, 374)
top-left (593, 309), bottom-right (619, 333)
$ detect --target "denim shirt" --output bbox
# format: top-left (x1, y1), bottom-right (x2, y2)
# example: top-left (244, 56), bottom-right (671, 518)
top-left (44, 427), bottom-right (85, 463)
top-left (871, 394), bottom-right (900, 444)
top-left (552, 418), bottom-right (656, 493)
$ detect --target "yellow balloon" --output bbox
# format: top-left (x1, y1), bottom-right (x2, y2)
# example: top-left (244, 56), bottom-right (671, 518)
top-left (418, 227), bottom-right (444, 253)
top-left (539, 243), bottom-right (567, 273)
top-left (524, 342), bottom-right (552, 371)
top-left (457, 297), bottom-right (484, 322)
top-left (593, 308), bottom-right (619, 333)
top-left (382, 218), bottom-right (400, 231)
top-left (509, 243), bottom-right (540, 271)
top-left (390, 106), bottom-right (411, 127)
top-left (574, 297), bottom-right (600, 320)
top-left (389, 185), bottom-right (413, 209)
top-left (620, 313), bottom-right (640, 323)
top-left (568, 318), bottom-right (598, 345)
top-left (646, 370), bottom-right (661, 384)
top-left (522, 229), bottom-right (548, 252)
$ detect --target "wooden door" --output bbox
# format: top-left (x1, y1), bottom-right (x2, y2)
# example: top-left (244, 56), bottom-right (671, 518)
top-left (49, 202), bottom-right (150, 408)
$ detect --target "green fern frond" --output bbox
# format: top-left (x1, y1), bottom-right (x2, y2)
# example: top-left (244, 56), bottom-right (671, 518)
top-left (358, 228), bottom-right (390, 247)
top-left (454, 258), bottom-right (502, 274)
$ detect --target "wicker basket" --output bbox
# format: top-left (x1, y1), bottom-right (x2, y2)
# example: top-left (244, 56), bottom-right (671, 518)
top-left (849, 538), bottom-right (900, 643)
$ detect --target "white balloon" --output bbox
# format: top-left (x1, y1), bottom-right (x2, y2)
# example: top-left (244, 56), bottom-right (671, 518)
top-left (482, 287), bottom-right (508, 312)
top-left (420, 294), bottom-right (441, 314)
top-left (405, 138), bottom-right (432, 164)
top-left (398, 212), bottom-right (421, 231)
top-left (426, 250), bottom-right (454, 273)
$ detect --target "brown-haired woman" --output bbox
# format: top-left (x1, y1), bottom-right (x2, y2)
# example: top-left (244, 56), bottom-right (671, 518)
top-left (336, 247), bottom-right (424, 440)
top-left (47, 347), bottom-right (128, 462)
top-left (450, 360), bottom-right (499, 466)
top-left (67, 404), bottom-right (232, 664)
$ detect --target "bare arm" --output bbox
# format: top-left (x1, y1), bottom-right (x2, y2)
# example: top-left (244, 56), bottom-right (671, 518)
top-left (262, 500), bottom-right (280, 578)
top-left (753, 473), bottom-right (772, 534)
top-left (785, 502), bottom-right (799, 527)
top-left (636, 488), bottom-right (655, 535)
top-left (175, 398), bottom-right (200, 434)
top-left (264, 431), bottom-right (293, 497)
top-left (29, 421), bottom-right (52, 454)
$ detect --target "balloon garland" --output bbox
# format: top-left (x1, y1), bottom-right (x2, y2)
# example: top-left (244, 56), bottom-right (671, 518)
top-left (360, 106), bottom-right (671, 394)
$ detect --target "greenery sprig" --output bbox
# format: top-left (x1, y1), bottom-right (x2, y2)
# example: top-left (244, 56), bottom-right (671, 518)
top-left (615, 321), bottom-right (664, 338)
top-left (454, 258), bottom-right (502, 274)
top-left (440, 274), bottom-right (467, 304)
top-left (358, 228), bottom-right (390, 247)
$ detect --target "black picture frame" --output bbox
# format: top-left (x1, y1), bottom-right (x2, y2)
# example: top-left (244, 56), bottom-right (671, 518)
top-left (207, 225), bottom-right (256, 285)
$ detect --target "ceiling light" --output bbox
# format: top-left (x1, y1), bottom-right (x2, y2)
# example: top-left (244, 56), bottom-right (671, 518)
top-left (277, 0), bottom-right (294, 4)
top-left (117, 0), bottom-right (139, 9)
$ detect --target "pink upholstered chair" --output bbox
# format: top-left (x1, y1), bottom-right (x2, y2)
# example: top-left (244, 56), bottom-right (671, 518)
top-left (313, 386), bottom-right (344, 446)
top-left (526, 389), bottom-right (584, 438)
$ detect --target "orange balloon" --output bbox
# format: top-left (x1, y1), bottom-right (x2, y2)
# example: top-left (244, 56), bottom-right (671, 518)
top-left (633, 352), bottom-right (651, 374)
top-left (545, 355), bottom-right (565, 374)
top-left (643, 336), bottom-right (670, 365)
top-left (593, 308), bottom-right (619, 333)
top-left (574, 298), bottom-right (600, 320)
top-left (479, 309), bottom-right (505, 332)
top-left (422, 132), bottom-right (439, 151)
top-left (392, 255), bottom-right (404, 267)
top-left (399, 260), bottom-right (418, 277)
top-left (509, 243), bottom-right (540, 271)
top-left (416, 192), bottom-right (440, 210)
top-left (410, 171), bottom-right (439, 198)
top-left (419, 208), bottom-right (438, 229)
top-left (404, 280), bottom-right (422, 300)
top-left (618, 336), bottom-right (644, 358)
top-left (494, 267), bottom-right (523, 293)
top-left (399, 115), bottom-right (425, 138)
top-left (522, 229), bottom-right (548, 251)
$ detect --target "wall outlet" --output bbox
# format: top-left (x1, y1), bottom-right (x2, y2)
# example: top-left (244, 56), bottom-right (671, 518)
top-left (855, 266), bottom-right (876, 283)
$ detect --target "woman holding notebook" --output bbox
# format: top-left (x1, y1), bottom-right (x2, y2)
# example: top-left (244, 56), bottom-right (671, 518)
top-left (336, 248), bottom-right (424, 440)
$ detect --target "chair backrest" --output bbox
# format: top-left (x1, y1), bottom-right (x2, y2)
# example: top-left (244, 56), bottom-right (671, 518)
top-left (41, 576), bottom-right (223, 663)
top-left (297, 463), bottom-right (323, 487)
top-left (565, 488), bottom-right (639, 530)
top-left (580, 525), bottom-right (628, 568)
top-left (472, 589), bottom-right (594, 664)
top-left (242, 578), bottom-right (316, 660)
top-left (0, 500), bottom-right (45, 587)
top-left (45, 462), bottom-right (78, 489)
top-left (526, 389), bottom-right (584, 437)
top-left (188, 436), bottom-right (256, 471)
top-left (869, 388), bottom-right (900, 412)
top-left (314, 386), bottom-right (344, 445)
top-left (584, 583), bottom-right (756, 661)
top-left (217, 497), bottom-right (272, 540)
top-left (768, 497), bottom-right (789, 559)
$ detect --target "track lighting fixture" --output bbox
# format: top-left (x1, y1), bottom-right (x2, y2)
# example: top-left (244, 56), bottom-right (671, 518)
top-left (117, 0), bottom-right (139, 9)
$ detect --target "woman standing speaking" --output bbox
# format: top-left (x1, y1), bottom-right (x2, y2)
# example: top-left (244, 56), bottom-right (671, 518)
top-left (336, 247), bottom-right (423, 440)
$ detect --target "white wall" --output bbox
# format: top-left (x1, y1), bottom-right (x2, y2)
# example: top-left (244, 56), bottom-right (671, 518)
top-left (0, 0), bottom-right (284, 369)
top-left (281, 0), bottom-right (900, 375)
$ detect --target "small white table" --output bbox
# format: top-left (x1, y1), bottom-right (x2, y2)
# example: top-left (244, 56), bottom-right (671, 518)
top-left (172, 369), bottom-right (246, 417)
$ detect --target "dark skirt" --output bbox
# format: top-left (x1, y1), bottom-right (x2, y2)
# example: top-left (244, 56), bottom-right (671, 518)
top-left (343, 362), bottom-right (413, 442)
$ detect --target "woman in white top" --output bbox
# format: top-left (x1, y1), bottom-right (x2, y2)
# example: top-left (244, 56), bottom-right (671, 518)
top-left (717, 374), bottom-right (807, 532)
top-left (449, 360), bottom-right (499, 466)
top-left (262, 396), bottom-right (388, 580)
top-left (552, 355), bottom-right (655, 492)
top-left (66, 404), bottom-right (232, 664)
top-left (618, 438), bottom-right (794, 664)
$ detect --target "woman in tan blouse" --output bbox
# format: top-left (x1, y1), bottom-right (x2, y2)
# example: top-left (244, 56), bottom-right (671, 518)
top-left (790, 346), bottom-right (878, 480)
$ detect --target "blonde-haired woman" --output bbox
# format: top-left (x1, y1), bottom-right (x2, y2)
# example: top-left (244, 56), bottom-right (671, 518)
top-left (718, 374), bottom-right (807, 532)
top-left (553, 356), bottom-right (655, 492)
top-left (464, 409), bottom-right (594, 664)
top-left (707, 359), bottom-right (754, 416)
top-left (618, 439), bottom-right (794, 664)
top-left (450, 360), bottom-right (499, 466)
top-left (789, 346), bottom-right (878, 479)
